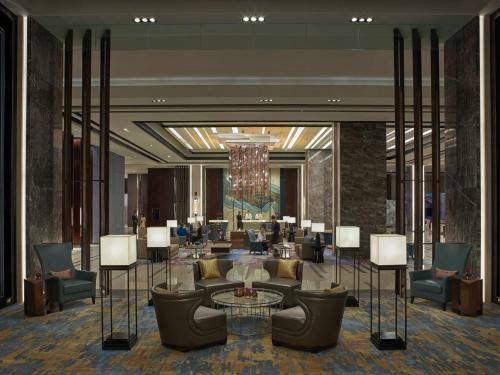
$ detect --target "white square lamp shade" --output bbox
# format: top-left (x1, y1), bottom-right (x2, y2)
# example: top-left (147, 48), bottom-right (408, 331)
top-left (311, 223), bottom-right (325, 233)
top-left (287, 217), bottom-right (296, 224)
top-left (187, 217), bottom-right (196, 224)
top-left (301, 220), bottom-right (312, 228)
top-left (197, 216), bottom-right (204, 222)
top-left (147, 227), bottom-right (170, 247)
top-left (336, 226), bottom-right (360, 248)
top-left (100, 235), bottom-right (137, 267)
top-left (166, 220), bottom-right (177, 228)
top-left (370, 234), bottom-right (407, 266)
top-left (283, 216), bottom-right (290, 222)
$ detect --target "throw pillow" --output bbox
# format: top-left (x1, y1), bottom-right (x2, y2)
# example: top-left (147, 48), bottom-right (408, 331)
top-left (324, 285), bottom-right (347, 294)
top-left (49, 269), bottom-right (73, 279)
top-left (277, 259), bottom-right (299, 279)
top-left (435, 268), bottom-right (458, 279)
top-left (199, 259), bottom-right (221, 279)
top-left (154, 286), bottom-right (178, 294)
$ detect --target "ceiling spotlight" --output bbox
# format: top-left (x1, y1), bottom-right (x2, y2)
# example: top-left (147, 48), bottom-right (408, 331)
top-left (258, 16), bottom-right (265, 22)
top-left (152, 98), bottom-right (167, 103)
top-left (351, 17), bottom-right (358, 22)
top-left (124, 128), bottom-right (130, 132)
top-left (142, 17), bottom-right (148, 23)
top-left (134, 17), bottom-right (141, 23)
top-left (243, 16), bottom-right (250, 22)
top-left (260, 98), bottom-right (273, 103)
top-left (359, 18), bottom-right (366, 22)
top-left (250, 16), bottom-right (257, 22)
top-left (366, 17), bottom-right (373, 23)
top-left (351, 17), bottom-right (373, 23)
top-left (149, 17), bottom-right (156, 23)
top-left (327, 99), bottom-right (341, 103)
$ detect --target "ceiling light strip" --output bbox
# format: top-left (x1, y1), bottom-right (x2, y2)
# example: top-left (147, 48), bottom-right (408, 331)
top-left (310, 127), bottom-right (332, 149)
top-left (169, 128), bottom-right (193, 150)
top-left (287, 127), bottom-right (304, 149)
top-left (194, 127), bottom-right (211, 149)
top-left (232, 127), bottom-right (239, 134)
top-left (261, 127), bottom-right (266, 134)
top-left (184, 128), bottom-right (201, 148)
top-left (203, 128), bottom-right (217, 148)
top-left (322, 140), bottom-right (333, 149)
top-left (305, 127), bottom-right (328, 149)
top-left (282, 127), bottom-right (296, 149)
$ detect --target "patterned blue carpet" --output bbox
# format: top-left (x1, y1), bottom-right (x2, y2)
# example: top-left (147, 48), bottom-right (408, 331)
top-left (0, 291), bottom-right (499, 374)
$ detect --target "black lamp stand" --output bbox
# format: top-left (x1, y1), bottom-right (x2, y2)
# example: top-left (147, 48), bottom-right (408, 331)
top-left (335, 246), bottom-right (360, 307)
top-left (100, 262), bottom-right (138, 350)
top-left (370, 262), bottom-right (407, 350)
top-left (146, 246), bottom-right (169, 305)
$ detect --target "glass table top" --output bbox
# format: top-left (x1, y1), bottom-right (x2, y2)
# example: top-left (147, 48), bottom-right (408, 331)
top-left (211, 288), bottom-right (283, 307)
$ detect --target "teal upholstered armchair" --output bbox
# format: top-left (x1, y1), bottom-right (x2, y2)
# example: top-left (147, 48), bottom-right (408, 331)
top-left (34, 243), bottom-right (97, 312)
top-left (410, 243), bottom-right (472, 311)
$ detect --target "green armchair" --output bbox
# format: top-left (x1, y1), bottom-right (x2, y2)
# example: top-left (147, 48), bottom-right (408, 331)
top-left (410, 243), bottom-right (472, 311)
top-left (34, 243), bottom-right (97, 312)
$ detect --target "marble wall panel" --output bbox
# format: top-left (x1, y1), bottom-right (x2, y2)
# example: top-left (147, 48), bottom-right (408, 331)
top-left (26, 18), bottom-right (63, 274)
top-left (307, 150), bottom-right (333, 228)
top-left (444, 17), bottom-right (481, 272)
top-left (339, 122), bottom-right (386, 256)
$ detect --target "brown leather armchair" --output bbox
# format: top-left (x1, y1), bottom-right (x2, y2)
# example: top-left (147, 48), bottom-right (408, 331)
top-left (151, 284), bottom-right (227, 351)
top-left (272, 286), bottom-right (348, 352)
top-left (193, 259), bottom-right (244, 306)
top-left (251, 259), bottom-right (303, 306)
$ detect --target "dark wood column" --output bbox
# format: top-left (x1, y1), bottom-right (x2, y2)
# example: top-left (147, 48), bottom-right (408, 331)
top-left (62, 30), bottom-right (73, 243)
top-left (394, 29), bottom-right (406, 236)
top-left (72, 138), bottom-right (81, 245)
top-left (412, 29), bottom-right (423, 270)
top-left (431, 29), bottom-right (441, 251)
top-left (100, 30), bottom-right (110, 236)
top-left (81, 29), bottom-right (92, 271)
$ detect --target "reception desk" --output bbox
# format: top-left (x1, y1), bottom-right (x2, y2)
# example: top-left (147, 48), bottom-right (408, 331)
top-left (242, 219), bottom-right (268, 230)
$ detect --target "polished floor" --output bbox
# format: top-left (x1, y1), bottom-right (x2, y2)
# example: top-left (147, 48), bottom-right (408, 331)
top-left (1, 246), bottom-right (499, 374)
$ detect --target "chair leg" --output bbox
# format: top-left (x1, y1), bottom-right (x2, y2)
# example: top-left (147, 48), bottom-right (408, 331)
top-left (59, 304), bottom-right (64, 312)
top-left (411, 296), bottom-right (414, 304)
top-left (92, 297), bottom-right (96, 304)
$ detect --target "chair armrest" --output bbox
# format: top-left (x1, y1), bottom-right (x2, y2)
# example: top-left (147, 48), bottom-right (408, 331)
top-left (409, 269), bottom-right (433, 283)
top-left (74, 270), bottom-right (97, 282)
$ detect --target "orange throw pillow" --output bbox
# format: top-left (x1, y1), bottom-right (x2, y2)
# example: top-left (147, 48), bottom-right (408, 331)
top-left (435, 268), bottom-right (457, 279)
top-left (49, 269), bottom-right (73, 279)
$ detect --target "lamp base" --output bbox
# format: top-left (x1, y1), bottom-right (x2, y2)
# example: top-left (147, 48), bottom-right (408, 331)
top-left (103, 332), bottom-right (137, 350)
top-left (370, 332), bottom-right (406, 350)
top-left (345, 295), bottom-right (359, 307)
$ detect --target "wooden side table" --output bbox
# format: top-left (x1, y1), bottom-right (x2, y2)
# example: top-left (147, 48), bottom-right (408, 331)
top-left (24, 277), bottom-right (45, 316)
top-left (451, 277), bottom-right (483, 317)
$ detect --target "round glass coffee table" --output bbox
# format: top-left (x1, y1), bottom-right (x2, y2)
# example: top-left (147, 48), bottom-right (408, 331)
top-left (211, 288), bottom-right (284, 336)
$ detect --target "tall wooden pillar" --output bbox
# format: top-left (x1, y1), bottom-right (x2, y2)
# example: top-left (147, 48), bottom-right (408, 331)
top-left (62, 30), bottom-right (73, 243)
top-left (412, 29), bottom-right (423, 270)
top-left (81, 29), bottom-right (92, 271)
top-left (100, 30), bottom-right (110, 236)
top-left (431, 29), bottom-right (441, 253)
top-left (394, 29), bottom-right (406, 236)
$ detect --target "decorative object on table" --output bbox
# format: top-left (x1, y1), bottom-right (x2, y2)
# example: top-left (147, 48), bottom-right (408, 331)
top-left (410, 243), bottom-right (472, 311)
top-left (464, 265), bottom-right (473, 280)
top-left (211, 288), bottom-right (283, 336)
top-left (193, 259), bottom-right (244, 306)
top-left (152, 286), bottom-right (227, 350)
top-left (335, 226), bottom-right (361, 307)
top-left (146, 227), bottom-right (170, 305)
top-left (100, 234), bottom-right (138, 350)
top-left (272, 287), bottom-right (347, 351)
top-left (34, 243), bottom-right (97, 313)
top-left (451, 276), bottom-right (483, 317)
top-left (252, 259), bottom-right (303, 306)
top-left (234, 287), bottom-right (245, 297)
top-left (24, 276), bottom-right (45, 316)
top-left (369, 234), bottom-right (407, 350)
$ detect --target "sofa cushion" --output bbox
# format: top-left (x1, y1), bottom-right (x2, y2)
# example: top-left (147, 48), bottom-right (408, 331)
top-left (277, 260), bottom-right (299, 279)
top-left (199, 259), bottom-right (221, 279)
top-left (435, 268), bottom-right (457, 279)
top-left (256, 277), bottom-right (301, 288)
top-left (196, 278), bottom-right (240, 289)
top-left (413, 279), bottom-right (443, 294)
top-left (324, 285), bottom-right (347, 294)
top-left (62, 279), bottom-right (94, 294)
top-left (49, 269), bottom-right (73, 280)
top-left (194, 306), bottom-right (226, 330)
top-left (272, 306), bottom-right (306, 331)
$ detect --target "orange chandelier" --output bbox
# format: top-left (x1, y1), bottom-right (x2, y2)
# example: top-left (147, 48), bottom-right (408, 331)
top-left (229, 144), bottom-right (270, 200)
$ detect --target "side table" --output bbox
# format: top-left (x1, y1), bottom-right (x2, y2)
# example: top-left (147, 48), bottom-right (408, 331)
top-left (451, 277), bottom-right (483, 317)
top-left (24, 277), bottom-right (45, 316)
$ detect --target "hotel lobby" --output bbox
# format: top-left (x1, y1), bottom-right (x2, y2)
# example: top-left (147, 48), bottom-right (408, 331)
top-left (0, 0), bottom-right (499, 374)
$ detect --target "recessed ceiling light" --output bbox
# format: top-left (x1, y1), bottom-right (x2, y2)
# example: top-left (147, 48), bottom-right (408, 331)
top-left (260, 98), bottom-right (273, 103)
top-left (152, 98), bottom-right (167, 103)
top-left (167, 155), bottom-right (171, 158)
top-left (359, 18), bottom-right (366, 22)
top-left (211, 127), bottom-right (218, 134)
top-left (327, 99), bottom-right (341, 103)
top-left (124, 128), bottom-right (130, 132)
top-left (366, 17), bottom-right (373, 23)
top-left (134, 17), bottom-right (141, 23)
top-left (150, 144), bottom-right (153, 147)
top-left (250, 16), bottom-right (257, 22)
top-left (243, 16), bottom-right (250, 22)
top-left (141, 17), bottom-right (148, 23)
top-left (351, 17), bottom-right (373, 23)
top-left (258, 16), bottom-right (265, 22)
top-left (351, 17), bottom-right (358, 22)
top-left (134, 17), bottom-right (157, 24)
top-left (149, 17), bottom-right (156, 23)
